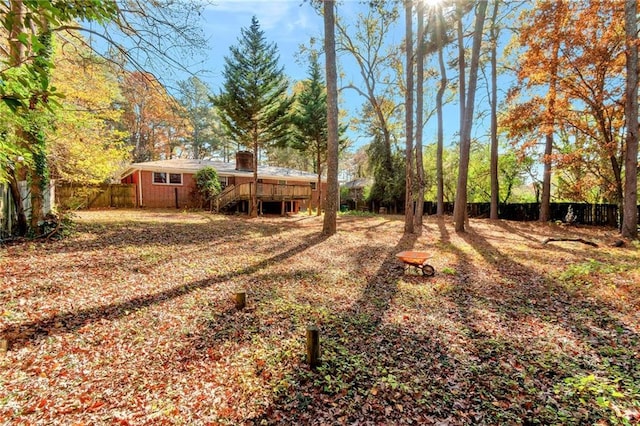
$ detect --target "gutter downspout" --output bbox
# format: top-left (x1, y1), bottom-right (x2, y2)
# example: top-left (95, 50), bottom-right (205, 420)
top-left (138, 170), bottom-right (143, 207)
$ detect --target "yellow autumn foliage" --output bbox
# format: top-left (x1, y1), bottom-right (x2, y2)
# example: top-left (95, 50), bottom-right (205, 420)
top-left (48, 35), bottom-right (131, 184)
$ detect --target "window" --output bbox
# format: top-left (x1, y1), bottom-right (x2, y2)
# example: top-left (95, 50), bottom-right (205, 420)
top-left (219, 176), bottom-right (228, 189)
top-left (278, 180), bottom-right (286, 185)
top-left (310, 182), bottom-right (317, 190)
top-left (153, 172), bottom-right (166, 183)
top-left (153, 172), bottom-right (182, 185)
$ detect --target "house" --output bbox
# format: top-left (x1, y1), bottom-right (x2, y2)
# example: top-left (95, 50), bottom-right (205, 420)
top-left (342, 178), bottom-right (372, 211)
top-left (120, 151), bottom-right (325, 214)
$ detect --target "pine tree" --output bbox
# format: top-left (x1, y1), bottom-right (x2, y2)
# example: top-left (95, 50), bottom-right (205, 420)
top-left (292, 54), bottom-right (348, 216)
top-left (213, 16), bottom-right (293, 217)
top-left (178, 77), bottom-right (220, 159)
top-left (292, 55), bottom-right (328, 215)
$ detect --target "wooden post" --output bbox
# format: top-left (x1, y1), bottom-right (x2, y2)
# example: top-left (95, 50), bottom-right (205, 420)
top-left (0, 338), bottom-right (7, 356)
top-left (235, 291), bottom-right (246, 310)
top-left (306, 325), bottom-right (320, 367)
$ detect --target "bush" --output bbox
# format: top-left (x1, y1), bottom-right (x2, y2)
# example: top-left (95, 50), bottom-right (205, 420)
top-left (194, 166), bottom-right (222, 210)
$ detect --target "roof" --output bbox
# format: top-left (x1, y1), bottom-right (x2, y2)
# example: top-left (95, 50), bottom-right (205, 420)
top-left (343, 178), bottom-right (372, 189)
top-left (120, 158), bottom-right (322, 182)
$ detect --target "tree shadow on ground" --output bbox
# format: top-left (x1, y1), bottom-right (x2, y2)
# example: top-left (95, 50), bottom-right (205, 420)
top-left (56, 215), bottom-right (317, 254)
top-left (189, 268), bottom-right (325, 352)
top-left (247, 232), bottom-right (478, 424)
top-left (445, 225), bottom-right (640, 424)
top-left (248, 220), bottom-right (639, 425)
top-left (1, 233), bottom-right (329, 350)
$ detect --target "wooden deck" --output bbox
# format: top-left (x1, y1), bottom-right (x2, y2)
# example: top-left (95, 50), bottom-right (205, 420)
top-left (216, 182), bottom-right (312, 211)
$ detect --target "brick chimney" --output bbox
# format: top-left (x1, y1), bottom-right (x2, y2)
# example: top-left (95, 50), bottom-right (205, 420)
top-left (235, 151), bottom-right (253, 172)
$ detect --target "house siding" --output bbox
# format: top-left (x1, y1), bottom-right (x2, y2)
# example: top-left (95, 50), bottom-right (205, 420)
top-left (122, 163), bottom-right (327, 211)
top-left (139, 171), bottom-right (196, 208)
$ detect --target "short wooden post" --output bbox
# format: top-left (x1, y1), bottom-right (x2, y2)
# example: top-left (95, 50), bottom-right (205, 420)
top-left (306, 325), bottom-right (320, 367)
top-left (235, 291), bottom-right (246, 310)
top-left (0, 338), bottom-right (7, 356)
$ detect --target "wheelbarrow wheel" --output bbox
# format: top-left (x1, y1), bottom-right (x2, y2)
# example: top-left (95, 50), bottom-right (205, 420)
top-left (421, 264), bottom-right (435, 277)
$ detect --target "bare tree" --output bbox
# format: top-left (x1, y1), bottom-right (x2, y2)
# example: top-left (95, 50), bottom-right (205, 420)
top-left (453, 1), bottom-right (488, 233)
top-left (435, 5), bottom-right (447, 217)
top-left (414, 0), bottom-right (425, 229)
top-left (404, 0), bottom-right (414, 235)
top-left (336, 3), bottom-right (400, 186)
top-left (81, 0), bottom-right (209, 86)
top-left (489, 0), bottom-right (500, 220)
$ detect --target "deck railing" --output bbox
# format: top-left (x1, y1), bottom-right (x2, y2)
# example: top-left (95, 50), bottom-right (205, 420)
top-left (215, 182), bottom-right (312, 211)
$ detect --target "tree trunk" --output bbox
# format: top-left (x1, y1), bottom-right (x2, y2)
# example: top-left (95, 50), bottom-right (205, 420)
top-left (414, 0), bottom-right (425, 230)
top-left (26, 26), bottom-right (53, 232)
top-left (404, 0), bottom-right (414, 235)
top-left (7, 169), bottom-right (28, 236)
top-left (454, 1), bottom-right (487, 232)
top-left (251, 137), bottom-right (258, 218)
top-left (27, 129), bottom-right (46, 232)
top-left (9, 0), bottom-right (25, 64)
top-left (436, 6), bottom-right (447, 217)
top-left (7, 0), bottom-right (29, 235)
top-left (322, 0), bottom-right (339, 236)
top-left (452, 3), bottom-right (467, 227)
top-left (316, 150), bottom-right (322, 216)
top-left (539, 17), bottom-right (561, 223)
top-left (489, 0), bottom-right (500, 220)
top-left (622, 0), bottom-right (638, 239)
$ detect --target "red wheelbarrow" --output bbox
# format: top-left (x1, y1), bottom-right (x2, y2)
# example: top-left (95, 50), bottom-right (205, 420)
top-left (395, 251), bottom-right (435, 277)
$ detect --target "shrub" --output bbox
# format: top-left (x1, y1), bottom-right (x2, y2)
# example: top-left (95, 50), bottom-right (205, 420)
top-left (194, 166), bottom-right (222, 210)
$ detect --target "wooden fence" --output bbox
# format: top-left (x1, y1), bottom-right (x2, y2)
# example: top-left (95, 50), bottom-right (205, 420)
top-left (55, 183), bottom-right (136, 210)
top-left (422, 201), bottom-right (627, 227)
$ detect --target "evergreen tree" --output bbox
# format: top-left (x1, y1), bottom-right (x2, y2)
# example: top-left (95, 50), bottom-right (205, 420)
top-left (367, 134), bottom-right (406, 213)
top-left (178, 77), bottom-right (220, 159)
top-left (291, 54), bottom-right (348, 215)
top-left (213, 16), bottom-right (293, 217)
top-left (292, 55), bottom-right (328, 215)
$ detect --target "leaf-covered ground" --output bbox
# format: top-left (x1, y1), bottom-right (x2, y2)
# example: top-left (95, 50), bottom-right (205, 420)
top-left (1, 210), bottom-right (639, 425)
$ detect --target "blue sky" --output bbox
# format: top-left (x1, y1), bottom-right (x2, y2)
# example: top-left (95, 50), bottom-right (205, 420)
top-left (195, 1), bottom-right (510, 151)
top-left (198, 0), bottom-right (396, 84)
top-left (197, 0), bottom-right (414, 151)
top-left (91, 1), bottom-right (518, 153)
top-left (105, 0), bottom-right (492, 152)
top-left (200, 0), bottom-right (324, 87)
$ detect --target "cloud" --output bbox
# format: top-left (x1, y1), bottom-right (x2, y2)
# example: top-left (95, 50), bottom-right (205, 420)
top-left (202, 0), bottom-right (321, 54)
top-left (206, 1), bottom-right (314, 32)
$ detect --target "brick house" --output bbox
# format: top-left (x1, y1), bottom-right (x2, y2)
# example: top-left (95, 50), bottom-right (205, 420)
top-left (120, 151), bottom-right (326, 214)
